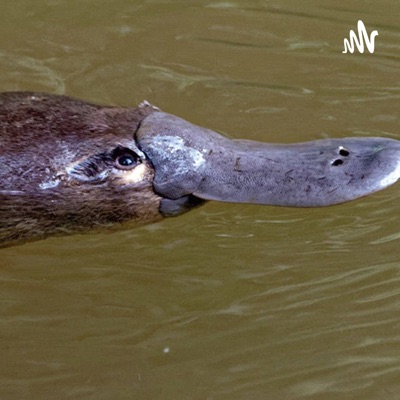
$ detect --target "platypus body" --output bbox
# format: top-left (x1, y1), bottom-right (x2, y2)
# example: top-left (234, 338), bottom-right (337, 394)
top-left (1, 92), bottom-right (400, 248)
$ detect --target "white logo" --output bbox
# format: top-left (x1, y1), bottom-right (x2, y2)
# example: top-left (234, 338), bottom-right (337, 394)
top-left (343, 20), bottom-right (378, 54)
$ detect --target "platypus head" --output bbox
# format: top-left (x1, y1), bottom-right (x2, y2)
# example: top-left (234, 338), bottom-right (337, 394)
top-left (1, 92), bottom-right (400, 247)
top-left (0, 93), bottom-right (165, 247)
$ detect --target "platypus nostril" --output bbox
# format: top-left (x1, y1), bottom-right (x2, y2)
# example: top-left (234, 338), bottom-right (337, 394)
top-left (332, 159), bottom-right (344, 166)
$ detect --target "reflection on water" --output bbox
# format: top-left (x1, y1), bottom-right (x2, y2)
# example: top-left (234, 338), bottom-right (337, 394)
top-left (1, 1), bottom-right (400, 399)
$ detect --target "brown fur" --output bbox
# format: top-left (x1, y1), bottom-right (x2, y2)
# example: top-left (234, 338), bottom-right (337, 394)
top-left (0, 92), bottom-right (163, 247)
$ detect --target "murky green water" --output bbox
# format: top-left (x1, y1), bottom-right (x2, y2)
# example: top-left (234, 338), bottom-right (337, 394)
top-left (1, 1), bottom-right (400, 399)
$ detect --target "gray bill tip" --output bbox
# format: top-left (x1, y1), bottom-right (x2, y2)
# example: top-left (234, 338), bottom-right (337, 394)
top-left (137, 112), bottom-right (400, 208)
top-left (192, 137), bottom-right (400, 207)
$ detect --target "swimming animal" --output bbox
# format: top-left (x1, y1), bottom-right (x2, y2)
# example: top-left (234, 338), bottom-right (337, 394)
top-left (1, 92), bottom-right (400, 247)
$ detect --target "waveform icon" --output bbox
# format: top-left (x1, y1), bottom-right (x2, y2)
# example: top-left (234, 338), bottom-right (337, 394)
top-left (343, 20), bottom-right (378, 54)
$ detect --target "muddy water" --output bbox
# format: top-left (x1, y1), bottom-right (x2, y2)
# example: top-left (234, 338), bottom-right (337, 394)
top-left (1, 1), bottom-right (400, 399)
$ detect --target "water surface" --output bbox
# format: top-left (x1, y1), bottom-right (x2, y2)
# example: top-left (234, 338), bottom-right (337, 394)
top-left (1, 1), bottom-right (400, 399)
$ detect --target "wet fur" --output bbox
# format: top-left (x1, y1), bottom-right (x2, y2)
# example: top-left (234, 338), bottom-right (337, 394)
top-left (0, 92), bottom-right (162, 247)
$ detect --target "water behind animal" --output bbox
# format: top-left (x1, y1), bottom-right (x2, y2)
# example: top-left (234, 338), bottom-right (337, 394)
top-left (1, 1), bottom-right (400, 399)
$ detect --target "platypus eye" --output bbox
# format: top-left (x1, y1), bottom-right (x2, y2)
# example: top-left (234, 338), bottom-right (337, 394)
top-left (116, 154), bottom-right (138, 169)
top-left (113, 147), bottom-right (141, 171)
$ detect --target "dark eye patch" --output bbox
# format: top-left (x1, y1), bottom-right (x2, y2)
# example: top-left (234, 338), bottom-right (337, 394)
top-left (67, 153), bottom-right (113, 182)
top-left (68, 146), bottom-right (141, 182)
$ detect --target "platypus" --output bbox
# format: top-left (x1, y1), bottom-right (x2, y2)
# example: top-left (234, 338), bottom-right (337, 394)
top-left (1, 91), bottom-right (400, 248)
